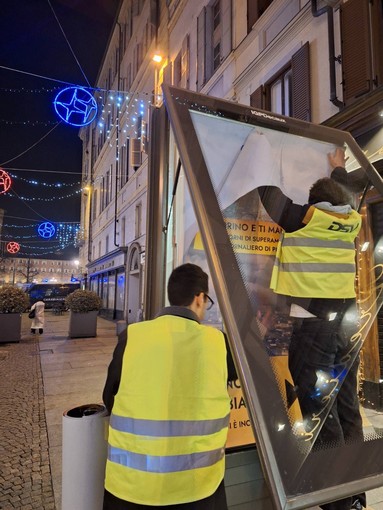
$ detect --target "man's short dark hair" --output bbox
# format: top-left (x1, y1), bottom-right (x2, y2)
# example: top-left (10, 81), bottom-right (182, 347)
top-left (167, 263), bottom-right (209, 307)
top-left (308, 177), bottom-right (351, 206)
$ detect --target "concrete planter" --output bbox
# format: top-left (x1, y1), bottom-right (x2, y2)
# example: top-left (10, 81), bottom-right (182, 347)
top-left (0, 313), bottom-right (22, 343)
top-left (68, 311), bottom-right (98, 338)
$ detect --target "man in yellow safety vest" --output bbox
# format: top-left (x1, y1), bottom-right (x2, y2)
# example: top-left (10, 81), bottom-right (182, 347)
top-left (102, 263), bottom-right (233, 509)
top-left (259, 148), bottom-right (365, 510)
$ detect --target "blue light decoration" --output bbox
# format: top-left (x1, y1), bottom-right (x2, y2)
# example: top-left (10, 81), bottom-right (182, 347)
top-left (38, 222), bottom-right (56, 239)
top-left (53, 87), bottom-right (97, 126)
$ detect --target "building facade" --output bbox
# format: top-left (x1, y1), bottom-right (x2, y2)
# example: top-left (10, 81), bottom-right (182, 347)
top-left (79, 0), bottom-right (383, 319)
top-left (0, 256), bottom-right (81, 285)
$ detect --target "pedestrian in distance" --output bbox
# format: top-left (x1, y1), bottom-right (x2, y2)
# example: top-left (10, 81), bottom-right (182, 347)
top-left (102, 263), bottom-right (234, 510)
top-left (30, 299), bottom-right (45, 335)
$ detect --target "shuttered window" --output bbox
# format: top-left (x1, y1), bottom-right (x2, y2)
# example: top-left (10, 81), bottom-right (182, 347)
top-left (340, 0), bottom-right (371, 104)
top-left (197, 8), bottom-right (206, 91)
top-left (196, 0), bottom-right (232, 90)
top-left (250, 85), bottom-right (264, 109)
top-left (180, 35), bottom-right (190, 89)
top-left (250, 43), bottom-right (311, 121)
top-left (291, 42), bottom-right (311, 121)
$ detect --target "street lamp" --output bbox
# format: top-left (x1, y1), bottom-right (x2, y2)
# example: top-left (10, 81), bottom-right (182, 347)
top-left (152, 52), bottom-right (164, 106)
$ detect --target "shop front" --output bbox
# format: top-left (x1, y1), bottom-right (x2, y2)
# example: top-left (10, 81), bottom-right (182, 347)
top-left (88, 250), bottom-right (126, 320)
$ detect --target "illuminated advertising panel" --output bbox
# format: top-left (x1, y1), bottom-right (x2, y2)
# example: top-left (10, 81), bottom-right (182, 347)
top-left (163, 84), bottom-right (383, 510)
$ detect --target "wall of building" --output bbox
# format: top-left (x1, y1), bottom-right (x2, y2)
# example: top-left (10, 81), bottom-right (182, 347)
top-left (0, 256), bottom-right (80, 285)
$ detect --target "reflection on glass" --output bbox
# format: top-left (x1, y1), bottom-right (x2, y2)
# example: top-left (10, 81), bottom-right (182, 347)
top-left (188, 109), bottom-right (383, 456)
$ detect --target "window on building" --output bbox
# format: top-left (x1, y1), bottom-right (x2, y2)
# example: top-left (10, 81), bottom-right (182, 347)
top-left (135, 202), bottom-right (142, 239)
top-left (101, 176), bottom-right (105, 212)
top-left (121, 217), bottom-right (126, 246)
top-left (106, 235), bottom-right (109, 254)
top-left (174, 52), bottom-right (182, 88)
top-left (247, 0), bottom-right (274, 32)
top-left (340, 0), bottom-right (383, 106)
top-left (98, 241), bottom-right (102, 258)
top-left (174, 35), bottom-right (190, 89)
top-left (124, 139), bottom-right (130, 183)
top-left (212, 0), bottom-right (221, 71)
top-left (119, 146), bottom-right (125, 191)
top-left (92, 189), bottom-right (98, 221)
top-left (197, 0), bottom-right (231, 90)
top-left (250, 42), bottom-right (311, 122)
top-left (269, 67), bottom-right (292, 116)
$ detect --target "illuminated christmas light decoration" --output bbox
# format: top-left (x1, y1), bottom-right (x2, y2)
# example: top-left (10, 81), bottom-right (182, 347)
top-left (9, 188), bottom-right (82, 202)
top-left (2, 223), bottom-right (80, 244)
top-left (0, 119), bottom-right (60, 126)
top-left (0, 168), bottom-right (12, 194)
top-left (53, 87), bottom-right (98, 126)
top-left (1, 86), bottom-right (61, 93)
top-left (37, 222), bottom-right (56, 239)
top-left (6, 241), bottom-right (20, 254)
top-left (10, 174), bottom-right (80, 187)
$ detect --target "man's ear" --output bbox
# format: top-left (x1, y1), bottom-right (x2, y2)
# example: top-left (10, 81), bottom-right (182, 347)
top-left (190, 292), bottom-right (204, 315)
top-left (195, 292), bottom-right (205, 308)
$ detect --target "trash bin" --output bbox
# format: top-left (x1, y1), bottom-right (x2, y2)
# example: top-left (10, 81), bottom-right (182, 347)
top-left (62, 403), bottom-right (109, 510)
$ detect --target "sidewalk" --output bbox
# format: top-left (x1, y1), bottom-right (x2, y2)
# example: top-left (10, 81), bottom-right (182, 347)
top-left (0, 311), bottom-right (118, 510)
top-left (38, 312), bottom-right (117, 510)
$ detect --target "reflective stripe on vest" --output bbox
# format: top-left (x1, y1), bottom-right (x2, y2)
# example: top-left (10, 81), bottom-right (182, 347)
top-left (271, 207), bottom-right (361, 298)
top-left (281, 237), bottom-right (355, 250)
top-left (110, 413), bottom-right (230, 437)
top-left (274, 261), bottom-right (356, 273)
top-left (108, 445), bottom-right (225, 473)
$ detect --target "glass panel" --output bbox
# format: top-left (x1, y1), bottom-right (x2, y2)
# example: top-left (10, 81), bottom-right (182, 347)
top-left (162, 84), bottom-right (383, 509)
top-left (101, 274), bottom-right (108, 308)
top-left (271, 79), bottom-right (282, 115)
top-left (108, 272), bottom-right (115, 309)
top-left (284, 69), bottom-right (292, 116)
top-left (168, 161), bottom-right (255, 448)
top-left (189, 109), bottom-right (370, 452)
top-left (116, 271), bottom-right (125, 311)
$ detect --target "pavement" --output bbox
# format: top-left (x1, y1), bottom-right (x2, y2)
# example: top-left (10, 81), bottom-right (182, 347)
top-left (0, 311), bottom-right (117, 510)
top-left (1, 311), bottom-right (383, 510)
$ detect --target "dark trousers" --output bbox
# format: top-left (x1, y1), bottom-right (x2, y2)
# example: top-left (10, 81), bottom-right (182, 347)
top-left (288, 301), bottom-right (365, 510)
top-left (103, 480), bottom-right (228, 510)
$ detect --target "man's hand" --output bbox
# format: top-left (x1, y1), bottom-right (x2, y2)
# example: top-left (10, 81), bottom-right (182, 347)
top-left (328, 147), bottom-right (348, 170)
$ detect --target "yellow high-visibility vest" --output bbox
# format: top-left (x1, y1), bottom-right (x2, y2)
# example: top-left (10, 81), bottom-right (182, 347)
top-left (270, 206), bottom-right (361, 298)
top-left (105, 314), bottom-right (230, 506)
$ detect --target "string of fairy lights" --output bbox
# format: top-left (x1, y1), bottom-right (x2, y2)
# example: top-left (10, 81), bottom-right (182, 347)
top-left (0, 0), bottom-right (153, 260)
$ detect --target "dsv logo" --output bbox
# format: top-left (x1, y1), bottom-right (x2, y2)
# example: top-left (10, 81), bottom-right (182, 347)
top-left (328, 221), bottom-right (360, 233)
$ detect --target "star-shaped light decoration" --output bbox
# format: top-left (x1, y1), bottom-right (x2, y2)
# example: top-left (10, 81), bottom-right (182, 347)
top-left (53, 87), bottom-right (98, 127)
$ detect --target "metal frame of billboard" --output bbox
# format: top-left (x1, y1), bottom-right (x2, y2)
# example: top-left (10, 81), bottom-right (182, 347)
top-left (162, 84), bottom-right (383, 510)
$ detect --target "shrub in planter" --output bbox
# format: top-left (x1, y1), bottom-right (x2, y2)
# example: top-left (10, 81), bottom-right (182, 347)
top-left (0, 285), bottom-right (30, 343)
top-left (66, 290), bottom-right (102, 338)
top-left (65, 289), bottom-right (102, 313)
top-left (0, 284), bottom-right (29, 313)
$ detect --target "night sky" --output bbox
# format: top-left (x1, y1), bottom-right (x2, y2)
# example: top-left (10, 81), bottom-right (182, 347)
top-left (0, 0), bottom-right (120, 259)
